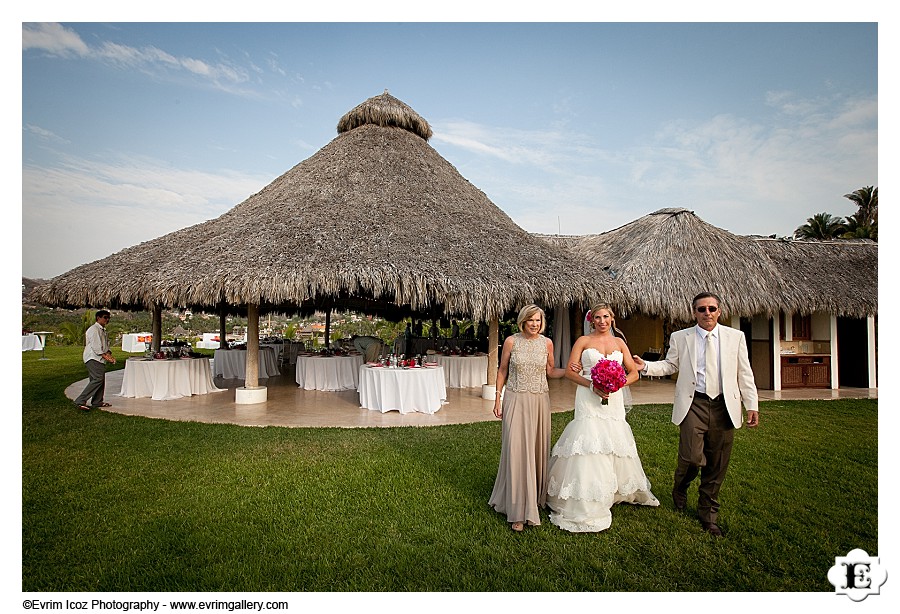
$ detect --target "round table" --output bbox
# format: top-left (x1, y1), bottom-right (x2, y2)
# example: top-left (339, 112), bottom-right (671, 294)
top-left (118, 357), bottom-right (225, 401)
top-left (295, 354), bottom-right (365, 391)
top-left (432, 354), bottom-right (489, 388)
top-left (358, 365), bottom-right (447, 414)
top-left (213, 348), bottom-right (280, 379)
top-left (22, 334), bottom-right (43, 351)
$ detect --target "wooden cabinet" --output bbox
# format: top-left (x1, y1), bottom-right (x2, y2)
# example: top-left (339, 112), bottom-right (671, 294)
top-left (779, 313), bottom-right (812, 340)
top-left (781, 355), bottom-right (831, 388)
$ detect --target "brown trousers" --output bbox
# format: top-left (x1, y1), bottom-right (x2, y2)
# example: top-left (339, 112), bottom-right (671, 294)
top-left (674, 394), bottom-right (735, 524)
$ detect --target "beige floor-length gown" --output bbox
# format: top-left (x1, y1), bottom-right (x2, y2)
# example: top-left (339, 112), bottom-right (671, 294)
top-left (488, 333), bottom-right (552, 526)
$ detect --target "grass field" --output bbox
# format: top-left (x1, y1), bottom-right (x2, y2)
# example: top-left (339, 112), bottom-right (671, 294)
top-left (21, 346), bottom-right (877, 592)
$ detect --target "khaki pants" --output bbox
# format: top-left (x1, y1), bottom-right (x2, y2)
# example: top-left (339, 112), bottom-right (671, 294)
top-left (674, 394), bottom-right (734, 524)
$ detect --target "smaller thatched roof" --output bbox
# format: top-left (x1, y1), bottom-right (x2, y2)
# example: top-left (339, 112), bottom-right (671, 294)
top-left (538, 208), bottom-right (877, 321)
top-left (540, 208), bottom-right (791, 321)
top-left (752, 236), bottom-right (877, 317)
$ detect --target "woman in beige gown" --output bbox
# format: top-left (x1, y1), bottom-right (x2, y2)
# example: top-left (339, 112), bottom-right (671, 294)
top-left (489, 304), bottom-right (566, 532)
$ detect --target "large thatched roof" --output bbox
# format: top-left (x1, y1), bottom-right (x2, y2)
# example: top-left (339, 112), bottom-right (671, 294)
top-left (538, 208), bottom-right (877, 321)
top-left (34, 91), bottom-right (613, 321)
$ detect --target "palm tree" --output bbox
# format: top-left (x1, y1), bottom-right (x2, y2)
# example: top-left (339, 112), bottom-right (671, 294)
top-left (794, 212), bottom-right (846, 240)
top-left (58, 311), bottom-right (96, 345)
top-left (842, 186), bottom-right (878, 241)
top-left (842, 211), bottom-right (878, 241)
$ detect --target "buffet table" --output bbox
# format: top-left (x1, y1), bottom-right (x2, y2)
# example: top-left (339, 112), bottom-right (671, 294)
top-left (358, 365), bottom-right (447, 414)
top-left (22, 334), bottom-right (43, 351)
top-left (213, 347), bottom-right (280, 379)
top-left (118, 357), bottom-right (224, 401)
top-left (432, 354), bottom-right (488, 388)
top-left (122, 333), bottom-right (153, 352)
top-left (295, 354), bottom-right (365, 391)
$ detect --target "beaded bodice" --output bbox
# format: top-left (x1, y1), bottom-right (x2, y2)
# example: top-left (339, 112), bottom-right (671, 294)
top-left (506, 333), bottom-right (549, 394)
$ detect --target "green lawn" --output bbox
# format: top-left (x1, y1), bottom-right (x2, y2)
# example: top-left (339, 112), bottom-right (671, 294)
top-left (21, 347), bottom-right (877, 592)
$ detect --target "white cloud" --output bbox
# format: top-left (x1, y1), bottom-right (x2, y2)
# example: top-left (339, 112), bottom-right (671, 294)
top-left (433, 119), bottom-right (609, 171)
top-left (24, 124), bottom-right (68, 144)
top-left (22, 22), bottom-right (90, 57)
top-left (23, 23), bottom-right (253, 93)
top-left (430, 91), bottom-right (876, 240)
top-left (22, 154), bottom-right (271, 278)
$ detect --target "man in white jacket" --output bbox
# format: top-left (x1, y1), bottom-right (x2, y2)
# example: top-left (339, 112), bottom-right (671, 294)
top-left (74, 310), bottom-right (117, 411)
top-left (632, 292), bottom-right (758, 537)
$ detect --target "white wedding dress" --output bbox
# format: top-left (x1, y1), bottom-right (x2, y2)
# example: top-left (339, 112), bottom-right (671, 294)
top-left (546, 349), bottom-right (659, 532)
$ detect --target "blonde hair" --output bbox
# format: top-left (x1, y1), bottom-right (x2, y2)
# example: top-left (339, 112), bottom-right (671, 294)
top-left (589, 303), bottom-right (626, 342)
top-left (516, 304), bottom-right (546, 334)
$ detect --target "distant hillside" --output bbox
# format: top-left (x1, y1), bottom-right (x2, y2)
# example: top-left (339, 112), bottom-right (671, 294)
top-left (23, 277), bottom-right (47, 291)
top-left (23, 277), bottom-right (47, 296)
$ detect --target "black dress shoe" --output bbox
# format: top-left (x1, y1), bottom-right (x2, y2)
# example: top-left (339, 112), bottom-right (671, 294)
top-left (702, 522), bottom-right (723, 537)
top-left (672, 491), bottom-right (687, 511)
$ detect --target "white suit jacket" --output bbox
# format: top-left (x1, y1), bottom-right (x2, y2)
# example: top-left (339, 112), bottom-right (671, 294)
top-left (644, 324), bottom-right (758, 428)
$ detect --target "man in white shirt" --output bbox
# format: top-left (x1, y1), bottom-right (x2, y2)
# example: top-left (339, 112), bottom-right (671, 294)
top-left (632, 292), bottom-right (759, 537)
top-left (74, 310), bottom-right (117, 411)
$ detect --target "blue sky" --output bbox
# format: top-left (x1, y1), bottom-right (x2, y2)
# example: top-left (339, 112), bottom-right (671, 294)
top-left (20, 19), bottom-right (880, 280)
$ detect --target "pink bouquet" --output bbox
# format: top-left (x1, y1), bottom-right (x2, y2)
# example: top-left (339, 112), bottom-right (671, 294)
top-left (590, 358), bottom-right (627, 396)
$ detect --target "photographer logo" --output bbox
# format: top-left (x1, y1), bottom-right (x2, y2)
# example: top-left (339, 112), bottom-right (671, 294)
top-left (827, 549), bottom-right (887, 601)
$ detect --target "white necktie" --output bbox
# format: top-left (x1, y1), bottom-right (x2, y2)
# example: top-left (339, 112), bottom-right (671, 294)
top-left (705, 332), bottom-right (719, 399)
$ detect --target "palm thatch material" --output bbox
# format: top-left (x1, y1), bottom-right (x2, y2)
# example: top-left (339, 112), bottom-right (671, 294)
top-left (33, 91), bottom-right (613, 321)
top-left (538, 208), bottom-right (877, 321)
top-left (752, 236), bottom-right (877, 317)
top-left (337, 90), bottom-right (433, 141)
top-left (539, 208), bottom-right (790, 321)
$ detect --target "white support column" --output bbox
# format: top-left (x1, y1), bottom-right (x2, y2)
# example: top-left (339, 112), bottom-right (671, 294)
top-left (772, 314), bottom-right (781, 391)
top-left (830, 315), bottom-right (839, 390)
top-left (867, 316), bottom-right (877, 388)
top-left (236, 302), bottom-right (267, 404)
top-left (483, 317), bottom-right (499, 400)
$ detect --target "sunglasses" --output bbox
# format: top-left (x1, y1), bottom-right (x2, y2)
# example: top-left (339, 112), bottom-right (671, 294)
top-left (695, 306), bottom-right (718, 313)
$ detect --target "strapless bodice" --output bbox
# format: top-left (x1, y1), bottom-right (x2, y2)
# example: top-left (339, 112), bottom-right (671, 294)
top-left (580, 348), bottom-right (623, 374)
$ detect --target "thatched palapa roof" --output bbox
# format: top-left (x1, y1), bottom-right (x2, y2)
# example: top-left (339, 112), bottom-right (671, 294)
top-left (540, 208), bottom-right (790, 321)
top-left (752, 236), bottom-right (877, 317)
top-left (538, 208), bottom-right (876, 321)
top-left (34, 91), bottom-right (613, 321)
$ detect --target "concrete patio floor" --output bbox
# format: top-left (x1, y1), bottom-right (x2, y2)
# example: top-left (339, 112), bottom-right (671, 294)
top-left (65, 366), bottom-right (878, 429)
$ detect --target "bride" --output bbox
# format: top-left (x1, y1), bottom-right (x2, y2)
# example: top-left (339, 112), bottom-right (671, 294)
top-left (546, 303), bottom-right (659, 532)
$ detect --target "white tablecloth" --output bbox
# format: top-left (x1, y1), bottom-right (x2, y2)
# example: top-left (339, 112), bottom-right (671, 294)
top-left (358, 365), bottom-right (447, 414)
top-left (261, 343), bottom-right (284, 363)
top-left (433, 354), bottom-right (489, 388)
top-left (213, 348), bottom-right (280, 379)
top-left (122, 333), bottom-right (153, 352)
top-left (295, 354), bottom-right (365, 391)
top-left (22, 334), bottom-right (43, 351)
top-left (118, 357), bottom-right (224, 401)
